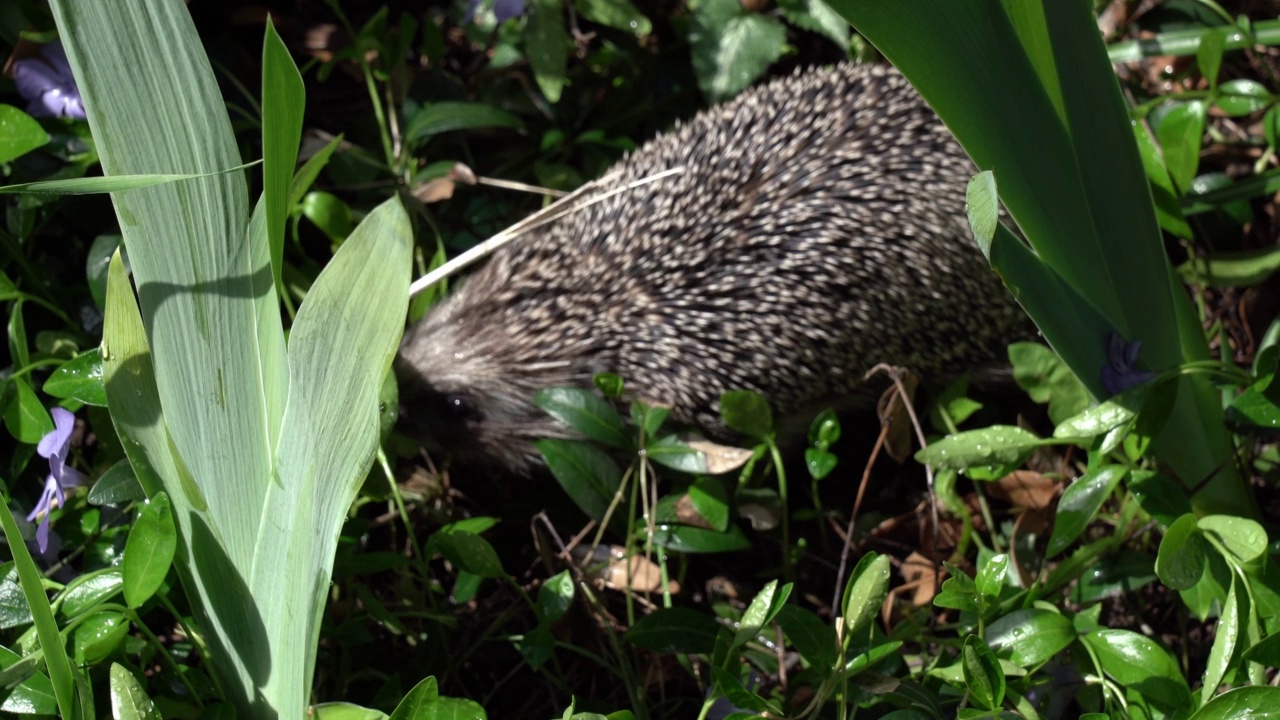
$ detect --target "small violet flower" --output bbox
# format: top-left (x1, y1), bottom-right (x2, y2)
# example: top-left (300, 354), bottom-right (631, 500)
top-left (466, 0), bottom-right (527, 24)
top-left (12, 42), bottom-right (87, 120)
top-left (1100, 333), bottom-right (1158, 395)
top-left (27, 407), bottom-right (87, 554)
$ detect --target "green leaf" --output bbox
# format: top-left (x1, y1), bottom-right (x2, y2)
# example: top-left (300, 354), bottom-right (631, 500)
top-left (975, 554), bottom-right (1008, 603)
top-left (914, 426), bottom-right (1043, 471)
top-left (58, 568), bottom-right (124, 619)
top-left (289, 134), bottom-right (343, 206)
top-left (122, 492), bottom-right (176, 608)
top-left (536, 438), bottom-right (623, 524)
top-left (689, 0), bottom-right (787, 101)
top-left (0, 645), bottom-right (56, 716)
top-left (1157, 100), bottom-right (1207, 192)
top-left (1240, 633), bottom-right (1280, 666)
top-left (1198, 515), bottom-right (1269, 567)
top-left (733, 579), bottom-right (782, 649)
top-left (1196, 27), bottom-right (1226, 90)
top-left (625, 607), bottom-right (721, 654)
top-left (1082, 629), bottom-right (1193, 713)
top-left (575, 0), bottom-right (652, 36)
top-left (433, 530), bottom-right (507, 579)
top-left (1214, 79), bottom-right (1272, 116)
top-left (262, 17), bottom-right (306, 301)
top-left (1179, 246), bottom-right (1280, 288)
top-left (85, 234), bottom-right (121, 310)
top-left (719, 389), bottom-right (774, 440)
top-left (687, 477), bottom-right (730, 532)
top-left (1200, 577), bottom-right (1241, 706)
top-left (526, 0), bottom-right (569, 103)
top-left (1156, 513), bottom-right (1206, 590)
top-left (0, 165), bottom-right (260, 195)
top-left (645, 434), bottom-right (708, 474)
top-left (986, 609), bottom-right (1075, 668)
top-left (645, 522), bottom-right (751, 553)
top-left (777, 0), bottom-right (849, 48)
top-left (309, 702), bottom-right (389, 720)
top-left (961, 635), bottom-right (1005, 711)
top-left (108, 663), bottom-right (161, 720)
top-left (1129, 471), bottom-right (1193, 528)
top-left (405, 102), bottom-right (524, 147)
top-left (1046, 465), bottom-right (1126, 558)
top-left (1008, 343), bottom-right (1091, 425)
top-left (774, 605), bottom-right (837, 670)
top-left (0, 105), bottom-right (50, 163)
top-left (3, 378), bottom-right (53, 444)
top-left (537, 570), bottom-right (573, 623)
top-left (43, 349), bottom-right (107, 406)
top-left (535, 387), bottom-right (631, 449)
top-left (1188, 686), bottom-right (1280, 720)
top-left (257, 194), bottom-right (411, 706)
top-left (1134, 120), bottom-right (1193, 239)
top-left (843, 553), bottom-right (890, 637)
top-left (301, 191), bottom-right (354, 243)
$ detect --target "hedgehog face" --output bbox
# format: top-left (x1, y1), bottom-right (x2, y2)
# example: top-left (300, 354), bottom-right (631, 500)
top-left (394, 312), bottom-right (580, 475)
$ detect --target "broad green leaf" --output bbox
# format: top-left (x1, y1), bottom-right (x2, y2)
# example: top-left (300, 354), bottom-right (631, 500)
top-left (914, 426), bottom-right (1043, 471)
top-left (433, 531), bottom-right (506, 579)
top-left (689, 0), bottom-right (786, 101)
top-left (776, 0), bottom-right (849, 48)
top-left (108, 661), bottom-right (160, 717)
top-left (625, 607), bottom-right (721, 654)
top-left (645, 522), bottom-right (751, 553)
top-left (1215, 79), bottom-right (1272, 116)
top-left (0, 645), bottom-right (56, 715)
top-left (1046, 465), bottom-right (1126, 558)
top-left (3, 377), bottom-right (52, 444)
top-left (1157, 100), bottom-right (1207, 194)
top-left (961, 635), bottom-right (1004, 712)
top-left (289, 134), bottom-right (343, 206)
top-left (1241, 633), bottom-right (1280, 666)
top-left (1133, 120), bottom-right (1193, 239)
top-left (0, 565), bottom-right (32, 629)
top-left (687, 477), bottom-right (730, 532)
top-left (1180, 247), bottom-right (1280, 288)
top-left (733, 580), bottom-right (781, 649)
top-left (576, 0), bottom-right (652, 36)
top-left (536, 438), bottom-right (623, 524)
top-left (262, 17), bottom-right (306, 301)
top-left (1008, 343), bottom-right (1091, 424)
top-left (844, 553), bottom-right (890, 637)
top-left (526, 0), bottom-right (568, 103)
top-left (57, 568), bottom-right (123, 619)
top-left (389, 676), bottom-right (485, 720)
top-left (122, 492), bottom-right (176, 608)
top-left (1082, 629), bottom-right (1193, 712)
top-left (1196, 27), bottom-right (1226, 90)
top-left (0, 105), bottom-right (50, 163)
top-left (43, 349), bottom-right (107, 406)
top-left (1129, 471), bottom-right (1193, 528)
top-left (1199, 515), bottom-right (1268, 567)
top-left (1188, 686), bottom-right (1280, 720)
top-left (52, 0), bottom-right (286, 587)
top-left (300, 191), bottom-right (353, 243)
top-left (986, 609), bottom-right (1075, 668)
top-left (975, 554), bottom-right (1009, 602)
top-left (720, 389), bottom-right (774, 440)
top-left (1156, 514), bottom-right (1206, 590)
top-left (405, 102), bottom-right (523, 147)
top-left (711, 667), bottom-right (775, 715)
top-left (535, 387), bottom-right (631, 449)
top-left (537, 570), bottom-right (573, 622)
top-left (72, 611), bottom-right (129, 664)
top-left (645, 434), bottom-right (708, 474)
top-left (774, 605), bottom-right (837, 670)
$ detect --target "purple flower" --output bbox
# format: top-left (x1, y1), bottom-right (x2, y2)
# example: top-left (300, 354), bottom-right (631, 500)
top-left (27, 408), bottom-right (87, 554)
top-left (13, 42), bottom-right (86, 120)
top-left (1100, 333), bottom-right (1158, 395)
top-left (466, 0), bottom-right (527, 24)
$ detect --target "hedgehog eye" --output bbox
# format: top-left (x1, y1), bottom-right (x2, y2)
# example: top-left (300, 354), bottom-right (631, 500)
top-left (444, 393), bottom-right (482, 423)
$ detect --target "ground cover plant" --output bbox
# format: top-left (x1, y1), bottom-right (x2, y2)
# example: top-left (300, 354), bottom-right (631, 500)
top-left (0, 0), bottom-right (1278, 718)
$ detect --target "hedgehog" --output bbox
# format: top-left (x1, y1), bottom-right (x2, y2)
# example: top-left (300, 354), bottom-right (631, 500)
top-left (395, 63), bottom-right (1032, 473)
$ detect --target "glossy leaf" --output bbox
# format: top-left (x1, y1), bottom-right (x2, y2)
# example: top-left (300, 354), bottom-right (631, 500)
top-left (1188, 686), bottom-right (1280, 720)
top-left (122, 492), bottom-right (176, 608)
top-left (535, 387), bottom-right (630, 449)
top-left (689, 0), bottom-right (786, 101)
top-left (433, 531), bottom-right (506, 579)
top-left (58, 568), bottom-right (124, 619)
top-left (1200, 577), bottom-right (1241, 706)
top-left (844, 553), bottom-right (890, 637)
top-left (0, 105), bottom-right (49, 163)
top-left (526, 0), bottom-right (568, 103)
top-left (1082, 629), bottom-right (1192, 712)
top-left (1046, 465), bottom-right (1126, 558)
top-left (3, 378), bottom-right (52, 444)
top-left (986, 609), bottom-right (1075, 668)
top-left (1008, 343), bottom-right (1091, 424)
top-left (536, 438), bottom-right (623, 524)
top-left (775, 605), bottom-right (837, 670)
top-left (961, 635), bottom-right (1004, 711)
top-left (43, 349), bottom-right (107, 406)
top-left (687, 477), bottom-right (730, 532)
top-left (109, 663), bottom-right (160, 720)
top-left (914, 426), bottom-right (1043, 471)
top-left (719, 389), bottom-right (773, 439)
top-left (405, 102), bottom-right (523, 147)
top-left (1156, 514), bottom-right (1207, 590)
top-left (1198, 515), bottom-right (1269, 566)
top-left (625, 607), bottom-right (720, 654)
